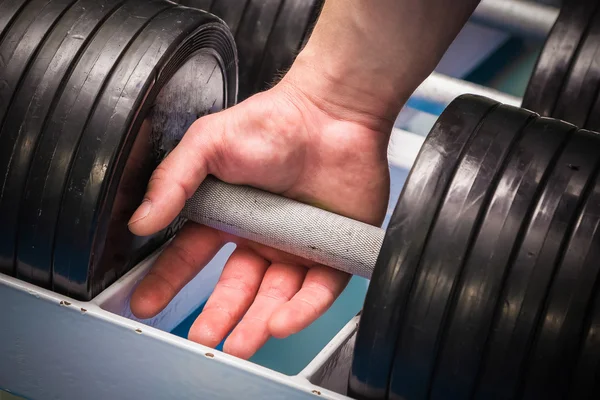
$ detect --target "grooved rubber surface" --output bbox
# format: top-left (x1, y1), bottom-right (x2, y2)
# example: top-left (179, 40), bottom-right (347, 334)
top-left (0, 0), bottom-right (78, 275)
top-left (349, 95), bottom-right (499, 400)
top-left (429, 118), bottom-right (574, 400)
top-left (553, 6), bottom-right (600, 128)
top-left (52, 6), bottom-right (236, 300)
top-left (234, 0), bottom-right (282, 99)
top-left (388, 105), bottom-right (534, 400)
top-left (5, 0), bottom-right (126, 287)
top-left (474, 129), bottom-right (600, 400)
top-left (522, 0), bottom-right (599, 117)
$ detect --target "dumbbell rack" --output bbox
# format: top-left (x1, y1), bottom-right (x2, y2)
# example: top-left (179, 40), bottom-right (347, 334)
top-left (0, 1), bottom-right (559, 399)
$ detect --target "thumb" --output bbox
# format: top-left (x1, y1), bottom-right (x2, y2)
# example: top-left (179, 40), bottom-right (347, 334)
top-left (128, 116), bottom-right (222, 236)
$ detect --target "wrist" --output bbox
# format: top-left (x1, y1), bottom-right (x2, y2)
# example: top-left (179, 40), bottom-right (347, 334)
top-left (279, 50), bottom-right (406, 134)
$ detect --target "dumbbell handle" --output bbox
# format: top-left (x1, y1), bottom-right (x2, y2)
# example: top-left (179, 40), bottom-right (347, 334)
top-left (181, 176), bottom-right (384, 278)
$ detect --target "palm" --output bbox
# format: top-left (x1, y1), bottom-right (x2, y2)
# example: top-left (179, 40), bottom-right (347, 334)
top-left (129, 82), bottom-right (390, 359)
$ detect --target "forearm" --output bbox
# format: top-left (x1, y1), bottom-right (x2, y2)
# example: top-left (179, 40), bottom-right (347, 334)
top-left (283, 0), bottom-right (480, 130)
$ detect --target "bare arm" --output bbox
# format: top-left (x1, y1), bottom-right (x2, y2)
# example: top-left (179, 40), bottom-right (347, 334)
top-left (287, 0), bottom-right (482, 129)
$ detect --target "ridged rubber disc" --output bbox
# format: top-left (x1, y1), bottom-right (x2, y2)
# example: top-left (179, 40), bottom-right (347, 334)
top-left (521, 0), bottom-right (599, 117)
top-left (209, 0), bottom-right (248, 36)
top-left (428, 118), bottom-right (575, 400)
top-left (254, 0), bottom-right (319, 91)
top-left (0, 0), bottom-right (125, 286)
top-left (0, 0), bottom-right (77, 274)
top-left (553, 6), bottom-right (600, 128)
top-left (17, 0), bottom-right (174, 291)
top-left (0, 0), bottom-right (28, 42)
top-left (348, 95), bottom-right (499, 400)
top-left (521, 152), bottom-right (600, 400)
top-left (388, 105), bottom-right (535, 400)
top-left (474, 129), bottom-right (600, 400)
top-left (234, 0), bottom-right (282, 100)
top-left (52, 6), bottom-right (236, 300)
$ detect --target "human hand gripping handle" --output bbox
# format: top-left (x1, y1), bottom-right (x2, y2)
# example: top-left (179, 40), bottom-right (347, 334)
top-left (127, 0), bottom-right (482, 359)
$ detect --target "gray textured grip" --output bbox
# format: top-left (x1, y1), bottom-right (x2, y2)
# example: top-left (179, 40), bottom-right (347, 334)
top-left (181, 176), bottom-right (384, 278)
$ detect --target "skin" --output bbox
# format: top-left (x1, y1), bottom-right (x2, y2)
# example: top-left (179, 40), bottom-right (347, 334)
top-left (128, 0), bottom-right (481, 359)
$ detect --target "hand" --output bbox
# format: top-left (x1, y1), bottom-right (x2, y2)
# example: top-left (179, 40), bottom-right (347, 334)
top-left (127, 63), bottom-right (393, 360)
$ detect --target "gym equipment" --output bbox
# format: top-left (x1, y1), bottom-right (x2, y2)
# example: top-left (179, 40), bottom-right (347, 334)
top-left (177, 94), bottom-right (600, 400)
top-left (3, 1), bottom-right (600, 400)
top-left (521, 0), bottom-right (599, 117)
top-left (178, 0), bottom-right (323, 99)
top-left (0, 0), bottom-right (237, 300)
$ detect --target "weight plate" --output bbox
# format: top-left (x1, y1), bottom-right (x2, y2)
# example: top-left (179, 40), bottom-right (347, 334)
top-left (521, 159), bottom-right (600, 400)
top-left (18, 0), bottom-right (175, 291)
top-left (0, 0), bottom-right (77, 274)
top-left (0, 0), bottom-right (28, 43)
top-left (0, 0), bottom-right (76, 143)
top-left (254, 0), bottom-right (318, 91)
top-left (429, 118), bottom-right (574, 400)
top-left (53, 6), bottom-right (237, 300)
top-left (349, 94), bottom-right (499, 400)
top-left (521, 0), bottom-right (599, 117)
top-left (235, 0), bottom-right (283, 100)
top-left (0, 0), bottom-right (125, 286)
top-left (553, 6), bottom-right (600, 128)
top-left (209, 0), bottom-right (248, 36)
top-left (474, 129), bottom-right (600, 400)
top-left (569, 276), bottom-right (600, 400)
top-left (389, 105), bottom-right (534, 400)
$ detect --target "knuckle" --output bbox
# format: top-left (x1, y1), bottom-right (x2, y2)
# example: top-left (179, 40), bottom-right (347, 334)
top-left (258, 286), bottom-right (292, 303)
top-left (218, 277), bottom-right (256, 298)
top-left (168, 242), bottom-right (198, 274)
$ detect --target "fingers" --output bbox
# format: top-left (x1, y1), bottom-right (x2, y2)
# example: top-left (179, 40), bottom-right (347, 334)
top-left (130, 223), bottom-right (225, 319)
top-left (269, 265), bottom-right (350, 338)
top-left (128, 117), bottom-right (220, 236)
top-left (187, 247), bottom-right (270, 348)
top-left (219, 263), bottom-right (307, 359)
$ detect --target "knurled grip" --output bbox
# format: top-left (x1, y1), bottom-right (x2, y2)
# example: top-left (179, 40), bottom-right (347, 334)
top-left (181, 176), bottom-right (384, 278)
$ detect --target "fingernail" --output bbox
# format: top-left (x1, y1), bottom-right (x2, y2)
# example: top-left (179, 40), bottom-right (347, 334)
top-left (129, 200), bottom-right (152, 225)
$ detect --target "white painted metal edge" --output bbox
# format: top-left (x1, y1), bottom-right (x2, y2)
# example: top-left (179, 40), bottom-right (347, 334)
top-left (0, 272), bottom-right (350, 400)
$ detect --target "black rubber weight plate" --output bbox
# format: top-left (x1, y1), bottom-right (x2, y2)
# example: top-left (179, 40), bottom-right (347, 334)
top-left (53, 6), bottom-right (236, 300)
top-left (0, 0), bottom-right (76, 274)
top-left (254, 0), bottom-right (318, 92)
top-left (428, 118), bottom-right (574, 400)
top-left (388, 105), bottom-right (534, 400)
top-left (348, 95), bottom-right (499, 400)
top-left (2, 0), bottom-right (125, 287)
top-left (473, 129), bottom-right (600, 400)
top-left (0, 0), bottom-right (28, 42)
top-left (209, 0), bottom-right (248, 36)
top-left (0, 0), bottom-right (75, 132)
top-left (569, 272), bottom-right (600, 400)
top-left (235, 0), bottom-right (282, 100)
top-left (522, 142), bottom-right (600, 400)
top-left (521, 0), bottom-right (599, 117)
top-left (553, 6), bottom-right (600, 128)
top-left (15, 0), bottom-right (173, 289)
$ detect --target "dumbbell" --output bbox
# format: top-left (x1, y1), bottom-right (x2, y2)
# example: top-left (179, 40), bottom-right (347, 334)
top-left (2, 1), bottom-right (600, 400)
top-left (183, 95), bottom-right (600, 400)
top-left (177, 0), bottom-right (324, 100)
top-left (0, 0), bottom-right (237, 299)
